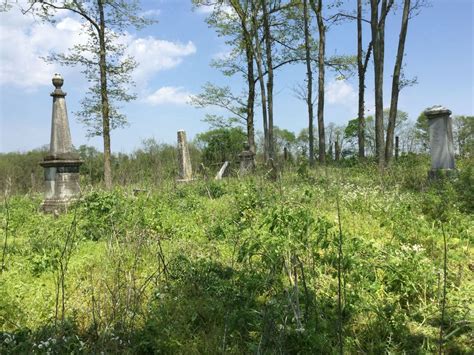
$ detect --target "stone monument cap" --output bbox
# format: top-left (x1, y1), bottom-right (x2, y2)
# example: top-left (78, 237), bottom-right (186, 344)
top-left (239, 142), bottom-right (254, 158)
top-left (51, 73), bottom-right (66, 97)
top-left (424, 105), bottom-right (451, 118)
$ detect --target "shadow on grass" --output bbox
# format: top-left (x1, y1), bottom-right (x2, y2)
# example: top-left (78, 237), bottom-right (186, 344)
top-left (1, 257), bottom-right (469, 354)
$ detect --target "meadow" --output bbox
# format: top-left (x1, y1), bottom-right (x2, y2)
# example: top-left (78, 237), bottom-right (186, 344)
top-left (1, 156), bottom-right (473, 354)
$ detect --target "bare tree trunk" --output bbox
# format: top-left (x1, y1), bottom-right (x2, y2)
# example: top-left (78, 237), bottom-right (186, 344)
top-left (303, 0), bottom-right (315, 167)
top-left (230, 1), bottom-right (256, 153)
top-left (371, 0), bottom-right (383, 169)
top-left (245, 27), bottom-right (256, 153)
top-left (395, 135), bottom-right (399, 160)
top-left (251, 2), bottom-right (269, 160)
top-left (262, 0), bottom-right (274, 160)
top-left (311, 0), bottom-right (326, 164)
top-left (385, 0), bottom-right (410, 164)
top-left (370, 0), bottom-right (394, 169)
top-left (256, 54), bottom-right (269, 160)
top-left (335, 140), bottom-right (340, 161)
top-left (98, 0), bottom-right (112, 189)
top-left (357, 0), bottom-right (366, 159)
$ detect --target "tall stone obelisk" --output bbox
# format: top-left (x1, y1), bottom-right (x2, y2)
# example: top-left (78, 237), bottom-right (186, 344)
top-left (40, 74), bottom-right (82, 212)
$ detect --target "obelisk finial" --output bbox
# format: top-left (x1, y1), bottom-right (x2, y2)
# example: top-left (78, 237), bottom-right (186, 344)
top-left (51, 73), bottom-right (66, 97)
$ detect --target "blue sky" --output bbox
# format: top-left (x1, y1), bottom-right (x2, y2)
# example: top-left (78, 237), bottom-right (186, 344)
top-left (0, 0), bottom-right (472, 153)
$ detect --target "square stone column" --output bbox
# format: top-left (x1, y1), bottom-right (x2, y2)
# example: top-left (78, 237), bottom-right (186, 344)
top-left (424, 105), bottom-right (456, 178)
top-left (40, 74), bottom-right (82, 212)
top-left (177, 130), bottom-right (193, 182)
top-left (238, 143), bottom-right (255, 176)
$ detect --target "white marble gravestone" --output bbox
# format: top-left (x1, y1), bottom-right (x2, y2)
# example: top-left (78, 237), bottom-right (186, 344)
top-left (215, 161), bottom-right (230, 180)
top-left (424, 105), bottom-right (455, 174)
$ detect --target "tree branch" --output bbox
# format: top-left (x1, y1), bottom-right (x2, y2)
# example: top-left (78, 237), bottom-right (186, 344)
top-left (28, 0), bottom-right (100, 33)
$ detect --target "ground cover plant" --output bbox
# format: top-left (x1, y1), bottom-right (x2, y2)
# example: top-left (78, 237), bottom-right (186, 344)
top-left (0, 158), bottom-right (473, 354)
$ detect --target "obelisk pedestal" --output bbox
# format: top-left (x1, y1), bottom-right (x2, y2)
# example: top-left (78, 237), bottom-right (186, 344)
top-left (40, 74), bottom-right (82, 212)
top-left (238, 143), bottom-right (255, 176)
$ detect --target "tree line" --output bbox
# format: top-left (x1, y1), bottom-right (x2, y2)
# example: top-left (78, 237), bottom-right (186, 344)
top-left (1, 112), bottom-right (471, 194)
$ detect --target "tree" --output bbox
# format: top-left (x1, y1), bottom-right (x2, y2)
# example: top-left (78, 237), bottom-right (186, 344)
top-left (356, 0), bottom-right (372, 159)
top-left (194, 0), bottom-right (257, 153)
top-left (310, 0), bottom-right (326, 164)
top-left (346, 108), bottom-right (408, 156)
top-left (303, 0), bottom-right (315, 166)
top-left (344, 118), bottom-right (359, 151)
top-left (195, 127), bottom-right (247, 166)
top-left (190, 82), bottom-right (248, 127)
top-left (385, 0), bottom-right (426, 163)
top-left (250, 0), bottom-right (270, 160)
top-left (261, 0), bottom-right (275, 160)
top-left (453, 116), bottom-right (474, 157)
top-left (296, 127), bottom-right (318, 158)
top-left (23, 0), bottom-right (151, 189)
top-left (370, 0), bottom-right (394, 169)
top-left (273, 126), bottom-right (297, 155)
top-left (229, 0), bottom-right (257, 153)
top-left (414, 111), bottom-right (429, 151)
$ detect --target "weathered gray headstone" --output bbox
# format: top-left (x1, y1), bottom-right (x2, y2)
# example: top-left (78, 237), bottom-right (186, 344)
top-left (215, 161), bottom-right (230, 180)
top-left (177, 130), bottom-right (193, 182)
top-left (40, 74), bottom-right (82, 212)
top-left (424, 105), bottom-right (456, 177)
top-left (238, 143), bottom-right (255, 176)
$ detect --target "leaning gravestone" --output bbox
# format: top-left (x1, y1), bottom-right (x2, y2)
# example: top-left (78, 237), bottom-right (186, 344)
top-left (424, 105), bottom-right (456, 178)
top-left (215, 161), bottom-right (230, 180)
top-left (177, 130), bottom-right (193, 182)
top-left (238, 143), bottom-right (255, 176)
top-left (40, 74), bottom-right (82, 212)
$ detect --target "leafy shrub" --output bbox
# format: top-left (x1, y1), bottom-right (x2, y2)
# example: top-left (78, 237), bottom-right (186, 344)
top-left (78, 189), bottom-right (128, 241)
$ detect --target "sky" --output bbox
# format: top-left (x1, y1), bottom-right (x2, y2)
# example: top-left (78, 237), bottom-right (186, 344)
top-left (0, 0), bottom-right (473, 153)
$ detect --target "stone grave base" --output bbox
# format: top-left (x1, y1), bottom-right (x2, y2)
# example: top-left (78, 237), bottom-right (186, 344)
top-left (176, 178), bottom-right (195, 184)
top-left (40, 198), bottom-right (79, 213)
top-left (428, 169), bottom-right (458, 180)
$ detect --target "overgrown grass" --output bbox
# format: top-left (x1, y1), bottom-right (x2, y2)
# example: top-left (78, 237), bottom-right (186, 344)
top-left (1, 160), bottom-right (473, 353)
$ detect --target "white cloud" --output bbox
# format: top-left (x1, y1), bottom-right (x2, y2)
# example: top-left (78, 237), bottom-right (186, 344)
top-left (0, 9), bottom-right (87, 90)
top-left (125, 37), bottom-right (196, 84)
top-left (144, 86), bottom-right (192, 106)
top-left (0, 6), bottom-right (196, 91)
top-left (195, 3), bottom-right (235, 17)
top-left (140, 9), bottom-right (161, 18)
top-left (326, 80), bottom-right (357, 107)
top-left (212, 48), bottom-right (233, 61)
top-left (195, 5), bottom-right (215, 14)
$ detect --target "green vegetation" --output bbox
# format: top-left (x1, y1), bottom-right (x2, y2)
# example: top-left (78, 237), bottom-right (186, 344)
top-left (1, 157), bottom-right (472, 353)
